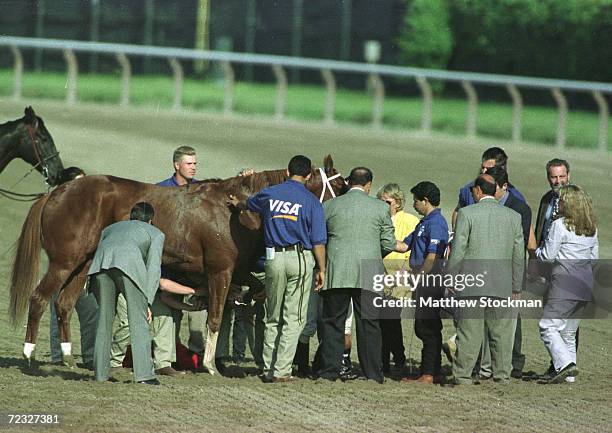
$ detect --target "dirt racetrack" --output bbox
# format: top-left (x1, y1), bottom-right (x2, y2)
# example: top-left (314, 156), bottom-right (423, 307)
top-left (0, 99), bottom-right (611, 432)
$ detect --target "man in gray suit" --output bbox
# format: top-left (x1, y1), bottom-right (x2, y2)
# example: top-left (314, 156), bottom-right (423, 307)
top-left (318, 167), bottom-right (406, 383)
top-left (446, 174), bottom-right (524, 385)
top-left (88, 202), bottom-right (165, 385)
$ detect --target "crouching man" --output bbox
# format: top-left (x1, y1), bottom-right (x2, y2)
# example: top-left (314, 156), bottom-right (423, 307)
top-left (88, 202), bottom-right (165, 385)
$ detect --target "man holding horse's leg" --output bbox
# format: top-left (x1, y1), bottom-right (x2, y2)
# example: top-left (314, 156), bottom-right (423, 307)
top-left (88, 202), bottom-right (165, 385)
top-left (229, 155), bottom-right (327, 382)
top-left (157, 145), bottom-right (208, 370)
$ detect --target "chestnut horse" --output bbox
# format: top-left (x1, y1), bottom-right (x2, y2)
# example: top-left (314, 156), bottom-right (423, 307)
top-left (0, 107), bottom-right (64, 188)
top-left (9, 155), bottom-right (346, 374)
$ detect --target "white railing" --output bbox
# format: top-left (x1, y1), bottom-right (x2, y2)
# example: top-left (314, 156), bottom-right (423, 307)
top-left (1, 36), bottom-right (611, 151)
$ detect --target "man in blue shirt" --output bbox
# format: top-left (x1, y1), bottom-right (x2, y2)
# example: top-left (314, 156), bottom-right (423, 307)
top-left (400, 181), bottom-right (449, 384)
top-left (452, 147), bottom-right (526, 230)
top-left (155, 145), bottom-right (204, 374)
top-left (157, 145), bottom-right (198, 186)
top-left (229, 155), bottom-right (327, 382)
top-left (110, 146), bottom-right (203, 376)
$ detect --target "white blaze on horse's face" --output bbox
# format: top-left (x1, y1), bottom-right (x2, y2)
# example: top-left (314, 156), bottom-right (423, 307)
top-left (174, 155), bottom-right (197, 183)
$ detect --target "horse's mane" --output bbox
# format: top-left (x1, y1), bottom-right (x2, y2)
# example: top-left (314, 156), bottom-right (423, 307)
top-left (189, 163), bottom-right (339, 197)
top-left (217, 169), bottom-right (287, 195)
top-left (0, 118), bottom-right (21, 134)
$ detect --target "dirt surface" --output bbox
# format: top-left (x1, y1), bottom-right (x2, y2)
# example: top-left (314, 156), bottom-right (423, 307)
top-left (1, 99), bottom-right (611, 432)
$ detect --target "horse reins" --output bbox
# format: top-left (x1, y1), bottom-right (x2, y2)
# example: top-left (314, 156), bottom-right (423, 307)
top-left (25, 123), bottom-right (61, 186)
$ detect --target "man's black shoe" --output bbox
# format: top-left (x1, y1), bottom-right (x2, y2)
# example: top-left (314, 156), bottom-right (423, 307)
top-left (137, 378), bottom-right (160, 385)
top-left (471, 373), bottom-right (491, 382)
top-left (548, 363), bottom-right (578, 384)
top-left (78, 361), bottom-right (94, 371)
top-left (260, 375), bottom-right (274, 383)
top-left (339, 371), bottom-right (358, 382)
top-left (521, 370), bottom-right (540, 381)
top-left (510, 369), bottom-right (523, 379)
top-left (539, 364), bottom-right (556, 381)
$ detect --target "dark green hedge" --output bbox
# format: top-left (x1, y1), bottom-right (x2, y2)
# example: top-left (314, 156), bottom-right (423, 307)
top-left (398, 0), bottom-right (612, 82)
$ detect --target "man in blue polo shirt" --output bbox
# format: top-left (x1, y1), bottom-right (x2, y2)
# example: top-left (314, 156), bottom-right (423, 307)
top-left (157, 145), bottom-right (198, 186)
top-left (155, 145), bottom-right (205, 374)
top-left (400, 181), bottom-right (449, 384)
top-left (452, 147), bottom-right (525, 230)
top-left (229, 155), bottom-right (327, 382)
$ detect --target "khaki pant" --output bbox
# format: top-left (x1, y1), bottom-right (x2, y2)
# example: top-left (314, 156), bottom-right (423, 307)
top-left (150, 293), bottom-right (177, 370)
top-left (263, 249), bottom-right (314, 378)
top-left (453, 298), bottom-right (516, 383)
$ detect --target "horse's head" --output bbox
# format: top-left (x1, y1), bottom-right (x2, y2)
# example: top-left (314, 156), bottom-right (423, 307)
top-left (307, 154), bottom-right (348, 202)
top-left (19, 107), bottom-right (64, 186)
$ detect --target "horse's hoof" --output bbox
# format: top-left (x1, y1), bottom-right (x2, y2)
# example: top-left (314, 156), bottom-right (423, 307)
top-left (22, 355), bottom-right (38, 370)
top-left (62, 355), bottom-right (76, 369)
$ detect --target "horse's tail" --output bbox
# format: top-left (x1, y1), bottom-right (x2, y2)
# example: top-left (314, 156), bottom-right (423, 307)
top-left (9, 194), bottom-right (50, 327)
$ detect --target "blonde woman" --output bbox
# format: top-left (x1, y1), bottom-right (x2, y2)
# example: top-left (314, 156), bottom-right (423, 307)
top-left (377, 183), bottom-right (419, 373)
top-left (536, 184), bottom-right (598, 384)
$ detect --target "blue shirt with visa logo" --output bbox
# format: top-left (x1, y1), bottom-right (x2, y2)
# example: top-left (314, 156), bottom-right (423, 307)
top-left (247, 179), bottom-right (327, 250)
top-left (403, 208), bottom-right (449, 269)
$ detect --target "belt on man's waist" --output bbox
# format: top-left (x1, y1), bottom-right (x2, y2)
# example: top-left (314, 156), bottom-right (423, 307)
top-left (273, 244), bottom-right (305, 252)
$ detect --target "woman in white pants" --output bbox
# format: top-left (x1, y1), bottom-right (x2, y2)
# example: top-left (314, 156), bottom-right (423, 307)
top-left (536, 184), bottom-right (598, 384)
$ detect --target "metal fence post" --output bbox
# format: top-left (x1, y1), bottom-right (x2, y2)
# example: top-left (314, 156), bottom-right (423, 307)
top-left (222, 61), bottom-right (235, 115)
top-left (592, 91), bottom-right (609, 152)
top-left (551, 88), bottom-right (567, 149)
top-left (506, 84), bottom-right (522, 144)
top-left (116, 53), bottom-right (131, 107)
top-left (462, 80), bottom-right (478, 138)
top-left (168, 58), bottom-right (183, 111)
top-left (416, 76), bottom-right (432, 133)
top-left (272, 64), bottom-right (287, 121)
top-left (10, 46), bottom-right (23, 100)
top-left (63, 49), bottom-right (78, 104)
top-left (368, 73), bottom-right (384, 128)
top-left (321, 69), bottom-right (336, 125)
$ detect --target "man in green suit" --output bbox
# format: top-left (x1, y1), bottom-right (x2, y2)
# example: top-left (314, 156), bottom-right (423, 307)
top-left (318, 167), bottom-right (407, 383)
top-left (446, 174), bottom-right (524, 385)
top-left (88, 202), bottom-right (165, 385)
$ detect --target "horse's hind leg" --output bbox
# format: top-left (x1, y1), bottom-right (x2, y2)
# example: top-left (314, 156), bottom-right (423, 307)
top-left (55, 265), bottom-right (91, 368)
top-left (24, 264), bottom-right (71, 366)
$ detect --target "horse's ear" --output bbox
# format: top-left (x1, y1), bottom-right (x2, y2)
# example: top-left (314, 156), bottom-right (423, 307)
top-left (323, 154), bottom-right (334, 174)
top-left (24, 106), bottom-right (38, 128)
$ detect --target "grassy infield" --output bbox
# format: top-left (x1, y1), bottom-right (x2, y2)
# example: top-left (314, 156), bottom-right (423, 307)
top-left (0, 68), bottom-right (608, 151)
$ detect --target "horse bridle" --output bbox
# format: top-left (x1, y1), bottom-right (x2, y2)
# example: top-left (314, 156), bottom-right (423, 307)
top-left (25, 123), bottom-right (61, 186)
top-left (318, 167), bottom-right (342, 202)
top-left (0, 123), bottom-right (60, 201)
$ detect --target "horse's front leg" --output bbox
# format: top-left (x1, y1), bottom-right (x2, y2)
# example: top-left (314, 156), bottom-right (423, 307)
top-left (202, 268), bottom-right (233, 375)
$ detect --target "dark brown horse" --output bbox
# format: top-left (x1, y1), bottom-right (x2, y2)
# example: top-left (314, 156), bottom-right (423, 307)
top-left (9, 155), bottom-right (346, 374)
top-left (0, 107), bottom-right (64, 189)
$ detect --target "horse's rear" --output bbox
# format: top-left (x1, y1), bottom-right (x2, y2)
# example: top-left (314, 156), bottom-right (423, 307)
top-left (13, 175), bottom-right (155, 365)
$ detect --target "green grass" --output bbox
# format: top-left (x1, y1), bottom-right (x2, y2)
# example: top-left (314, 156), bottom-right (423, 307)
top-left (0, 69), bottom-right (608, 150)
top-left (0, 100), bottom-right (611, 432)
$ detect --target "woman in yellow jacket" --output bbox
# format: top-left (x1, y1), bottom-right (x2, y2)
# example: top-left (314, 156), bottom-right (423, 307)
top-left (377, 183), bottom-right (419, 373)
